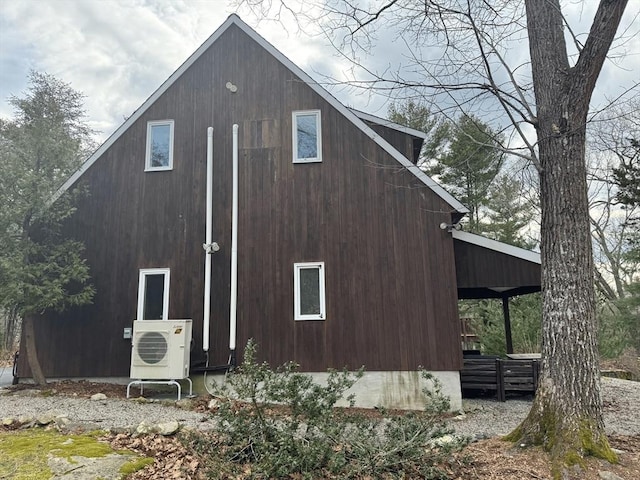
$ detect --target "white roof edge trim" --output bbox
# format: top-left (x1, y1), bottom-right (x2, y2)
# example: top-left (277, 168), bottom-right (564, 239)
top-left (452, 230), bottom-right (541, 265)
top-left (55, 14), bottom-right (467, 214)
top-left (349, 108), bottom-right (430, 140)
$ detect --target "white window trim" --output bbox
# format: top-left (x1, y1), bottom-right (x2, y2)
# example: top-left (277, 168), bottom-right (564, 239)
top-left (293, 262), bottom-right (326, 321)
top-left (145, 120), bottom-right (174, 171)
top-left (137, 268), bottom-right (171, 320)
top-left (292, 110), bottom-right (322, 163)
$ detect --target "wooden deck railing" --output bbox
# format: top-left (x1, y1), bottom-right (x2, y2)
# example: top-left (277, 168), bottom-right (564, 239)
top-left (461, 356), bottom-right (540, 402)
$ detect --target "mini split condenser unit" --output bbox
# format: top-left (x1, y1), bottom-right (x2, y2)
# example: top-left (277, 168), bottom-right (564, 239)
top-left (130, 319), bottom-right (192, 380)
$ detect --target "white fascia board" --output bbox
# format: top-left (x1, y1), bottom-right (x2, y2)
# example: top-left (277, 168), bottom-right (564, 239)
top-left (349, 108), bottom-right (430, 140)
top-left (54, 14), bottom-right (468, 215)
top-left (452, 230), bottom-right (541, 265)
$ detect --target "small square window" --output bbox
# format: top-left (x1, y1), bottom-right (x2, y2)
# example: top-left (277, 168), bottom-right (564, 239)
top-left (145, 120), bottom-right (174, 171)
top-left (294, 262), bottom-right (325, 320)
top-left (137, 268), bottom-right (170, 320)
top-left (292, 110), bottom-right (322, 163)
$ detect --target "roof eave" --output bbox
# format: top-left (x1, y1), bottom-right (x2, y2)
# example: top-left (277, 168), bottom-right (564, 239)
top-left (350, 108), bottom-right (430, 140)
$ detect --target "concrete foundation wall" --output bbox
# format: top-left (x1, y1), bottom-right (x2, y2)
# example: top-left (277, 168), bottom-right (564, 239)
top-left (31, 370), bottom-right (462, 412)
top-left (308, 371), bottom-right (462, 412)
top-left (201, 370), bottom-right (462, 412)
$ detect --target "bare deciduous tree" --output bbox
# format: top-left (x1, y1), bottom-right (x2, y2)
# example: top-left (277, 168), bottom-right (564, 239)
top-left (236, 0), bottom-right (636, 474)
top-left (589, 102), bottom-right (640, 300)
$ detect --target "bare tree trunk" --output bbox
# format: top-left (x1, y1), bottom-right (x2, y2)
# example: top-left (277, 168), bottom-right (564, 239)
top-left (23, 314), bottom-right (46, 386)
top-left (506, 123), bottom-right (615, 471)
top-left (506, 0), bottom-right (627, 475)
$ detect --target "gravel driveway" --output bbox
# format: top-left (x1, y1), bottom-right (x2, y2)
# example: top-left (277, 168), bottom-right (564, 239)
top-left (0, 390), bottom-right (211, 432)
top-left (1, 377), bottom-right (638, 437)
top-left (453, 376), bottom-right (640, 438)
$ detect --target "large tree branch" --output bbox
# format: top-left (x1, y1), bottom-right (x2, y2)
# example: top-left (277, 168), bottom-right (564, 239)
top-left (525, 0), bottom-right (570, 87)
top-left (348, 0), bottom-right (399, 35)
top-left (467, 3), bottom-right (540, 170)
top-left (574, 0), bottom-right (629, 99)
top-left (594, 267), bottom-right (618, 301)
top-left (590, 215), bottom-right (626, 298)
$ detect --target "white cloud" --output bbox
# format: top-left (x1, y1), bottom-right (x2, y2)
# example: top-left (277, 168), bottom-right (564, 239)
top-left (1, 0), bottom-right (637, 144)
top-left (0, 0), bottom-right (352, 141)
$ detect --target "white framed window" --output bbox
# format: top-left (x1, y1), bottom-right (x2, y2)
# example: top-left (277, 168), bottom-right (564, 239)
top-left (145, 120), bottom-right (174, 171)
top-left (294, 262), bottom-right (325, 321)
top-left (137, 268), bottom-right (170, 320)
top-left (292, 110), bottom-right (322, 163)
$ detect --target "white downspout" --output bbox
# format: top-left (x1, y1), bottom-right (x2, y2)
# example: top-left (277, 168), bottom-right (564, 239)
top-left (229, 124), bottom-right (239, 364)
top-left (203, 127), bottom-right (216, 353)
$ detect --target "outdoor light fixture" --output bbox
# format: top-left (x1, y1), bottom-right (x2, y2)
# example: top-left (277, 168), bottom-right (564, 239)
top-left (440, 222), bottom-right (462, 232)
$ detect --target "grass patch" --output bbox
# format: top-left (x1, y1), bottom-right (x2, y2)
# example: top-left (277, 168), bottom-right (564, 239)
top-left (119, 456), bottom-right (155, 474)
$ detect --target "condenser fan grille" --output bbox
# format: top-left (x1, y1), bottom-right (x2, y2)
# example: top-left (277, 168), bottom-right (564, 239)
top-left (136, 331), bottom-right (168, 365)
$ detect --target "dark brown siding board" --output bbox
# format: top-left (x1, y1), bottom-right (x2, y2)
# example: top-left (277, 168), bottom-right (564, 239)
top-left (366, 122), bottom-right (419, 164)
top-left (19, 23), bottom-right (464, 378)
top-left (454, 239), bottom-right (541, 293)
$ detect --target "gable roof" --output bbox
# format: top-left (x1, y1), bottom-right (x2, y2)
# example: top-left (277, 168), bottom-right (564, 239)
top-left (55, 15), bottom-right (469, 215)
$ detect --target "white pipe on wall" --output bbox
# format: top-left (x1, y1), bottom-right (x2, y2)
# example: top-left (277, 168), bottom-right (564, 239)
top-left (229, 124), bottom-right (239, 353)
top-left (203, 127), bottom-right (214, 352)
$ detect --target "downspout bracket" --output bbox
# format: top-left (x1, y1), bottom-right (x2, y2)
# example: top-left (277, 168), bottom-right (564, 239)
top-left (203, 242), bottom-right (220, 254)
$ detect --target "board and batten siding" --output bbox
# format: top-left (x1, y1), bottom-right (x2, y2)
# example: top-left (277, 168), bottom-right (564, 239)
top-left (18, 23), bottom-right (462, 378)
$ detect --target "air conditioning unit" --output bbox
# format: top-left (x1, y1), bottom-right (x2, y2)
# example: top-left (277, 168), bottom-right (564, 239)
top-left (130, 319), bottom-right (192, 380)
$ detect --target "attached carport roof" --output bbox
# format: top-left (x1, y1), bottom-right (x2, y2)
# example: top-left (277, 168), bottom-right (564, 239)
top-left (452, 230), bottom-right (541, 299)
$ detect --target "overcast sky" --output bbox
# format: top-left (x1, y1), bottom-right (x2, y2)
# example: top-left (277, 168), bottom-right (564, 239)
top-left (1, 0), bottom-right (638, 144)
top-left (0, 0), bottom-right (352, 141)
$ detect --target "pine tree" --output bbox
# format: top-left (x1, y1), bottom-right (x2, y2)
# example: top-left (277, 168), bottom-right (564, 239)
top-left (0, 71), bottom-right (95, 385)
top-left (423, 114), bottom-right (505, 232)
top-left (480, 174), bottom-right (537, 248)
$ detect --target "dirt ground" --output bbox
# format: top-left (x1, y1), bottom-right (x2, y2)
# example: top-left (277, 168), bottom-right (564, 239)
top-left (105, 430), bottom-right (640, 480)
top-left (449, 435), bottom-right (639, 480)
top-left (6, 379), bottom-right (639, 480)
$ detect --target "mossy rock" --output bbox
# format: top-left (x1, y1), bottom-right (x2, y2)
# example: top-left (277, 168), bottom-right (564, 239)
top-left (0, 428), bottom-right (152, 479)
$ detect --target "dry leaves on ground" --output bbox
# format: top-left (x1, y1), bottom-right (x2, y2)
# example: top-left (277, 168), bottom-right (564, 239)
top-left (452, 435), bottom-right (640, 480)
top-left (6, 380), bottom-right (640, 479)
top-left (106, 432), bottom-right (202, 480)
top-left (105, 432), bottom-right (639, 480)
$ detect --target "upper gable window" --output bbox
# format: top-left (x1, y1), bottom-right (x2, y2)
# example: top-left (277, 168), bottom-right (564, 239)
top-left (292, 110), bottom-right (322, 163)
top-left (145, 120), bottom-right (174, 171)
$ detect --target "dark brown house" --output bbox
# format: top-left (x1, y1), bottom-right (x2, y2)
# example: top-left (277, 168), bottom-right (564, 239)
top-left (17, 15), bottom-right (540, 409)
